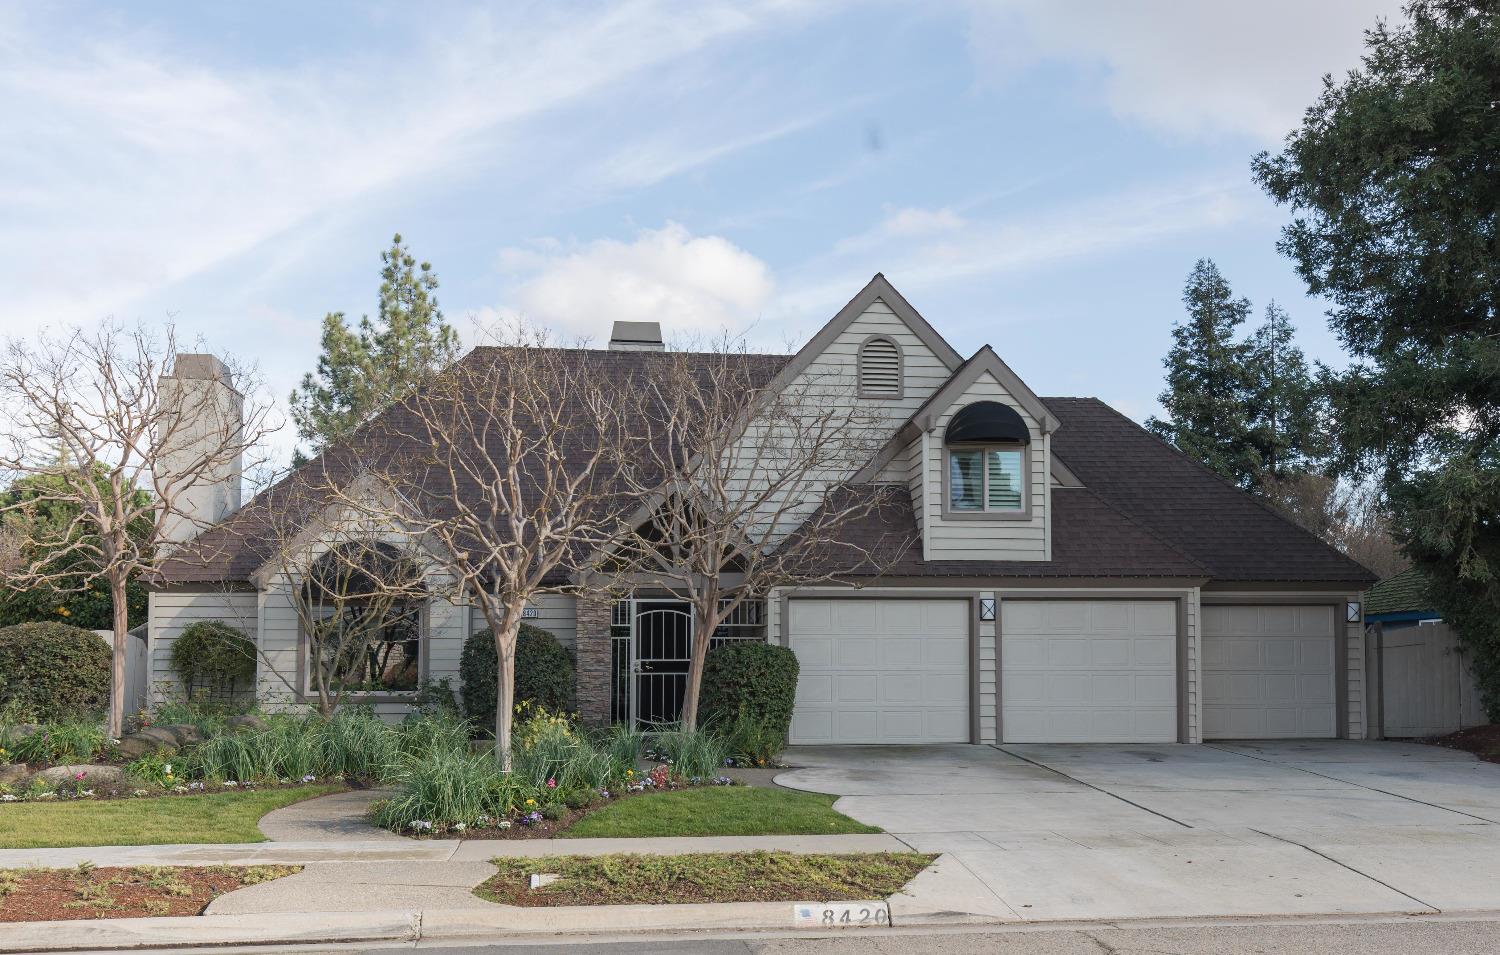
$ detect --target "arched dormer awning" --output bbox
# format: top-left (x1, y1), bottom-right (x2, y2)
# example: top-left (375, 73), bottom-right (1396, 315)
top-left (945, 400), bottom-right (1030, 445)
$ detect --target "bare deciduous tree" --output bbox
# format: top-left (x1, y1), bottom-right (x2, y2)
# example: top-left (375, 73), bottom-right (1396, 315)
top-left (0, 323), bottom-right (276, 736)
top-left (248, 475), bottom-right (432, 716)
top-left (1262, 470), bottom-right (1409, 579)
top-left (607, 343), bottom-right (909, 731)
top-left (361, 326), bottom-right (629, 769)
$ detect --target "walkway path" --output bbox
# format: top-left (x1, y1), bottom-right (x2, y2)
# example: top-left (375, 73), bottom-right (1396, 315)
top-left (256, 787), bottom-right (405, 842)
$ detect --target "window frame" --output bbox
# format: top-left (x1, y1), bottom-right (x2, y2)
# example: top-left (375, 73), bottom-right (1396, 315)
top-left (940, 443), bottom-right (1031, 521)
top-left (856, 334), bottom-right (905, 400)
top-left (296, 597), bottom-right (429, 703)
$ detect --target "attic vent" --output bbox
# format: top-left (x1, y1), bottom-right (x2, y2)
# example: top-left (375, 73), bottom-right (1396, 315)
top-left (858, 336), bottom-right (902, 397)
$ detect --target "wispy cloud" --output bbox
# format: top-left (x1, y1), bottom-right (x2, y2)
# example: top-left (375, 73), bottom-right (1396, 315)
top-left (0, 1), bottom-right (803, 336)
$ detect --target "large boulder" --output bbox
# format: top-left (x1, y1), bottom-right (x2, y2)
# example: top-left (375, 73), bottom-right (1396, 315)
top-left (115, 731), bottom-right (173, 760)
top-left (35, 764), bottom-right (124, 787)
top-left (0, 763), bottom-right (30, 788)
top-left (133, 727), bottom-right (182, 753)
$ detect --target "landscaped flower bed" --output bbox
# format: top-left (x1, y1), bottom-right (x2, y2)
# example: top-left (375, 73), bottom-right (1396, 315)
top-left (0, 864), bottom-right (300, 921)
top-left (473, 852), bottom-right (936, 906)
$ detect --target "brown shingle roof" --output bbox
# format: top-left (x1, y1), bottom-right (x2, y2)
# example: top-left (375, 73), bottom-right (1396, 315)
top-left (157, 353), bottom-right (1375, 588)
top-left (1043, 397), bottom-right (1376, 585)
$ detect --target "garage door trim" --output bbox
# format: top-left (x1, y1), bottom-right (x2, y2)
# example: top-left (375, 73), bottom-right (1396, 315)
top-left (780, 592), bottom-right (978, 744)
top-left (1201, 594), bottom-right (1347, 739)
top-left (995, 590), bottom-right (1190, 744)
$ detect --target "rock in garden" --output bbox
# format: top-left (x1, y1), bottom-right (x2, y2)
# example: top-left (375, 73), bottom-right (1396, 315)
top-left (157, 724), bottom-right (203, 746)
top-left (115, 733), bottom-right (168, 759)
top-left (225, 714), bottom-right (267, 733)
top-left (35, 764), bottom-right (124, 787)
top-left (7, 724), bottom-right (41, 741)
top-left (0, 764), bottom-right (31, 787)
top-left (133, 727), bottom-right (182, 753)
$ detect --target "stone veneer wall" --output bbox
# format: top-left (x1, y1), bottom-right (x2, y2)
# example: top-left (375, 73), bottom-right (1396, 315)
top-left (575, 591), bottom-right (614, 726)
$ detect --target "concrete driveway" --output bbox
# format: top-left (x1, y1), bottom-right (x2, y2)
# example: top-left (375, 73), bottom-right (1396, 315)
top-left (776, 741), bottom-right (1500, 922)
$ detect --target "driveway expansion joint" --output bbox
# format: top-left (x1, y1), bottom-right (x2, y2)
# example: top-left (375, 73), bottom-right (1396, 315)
top-left (1250, 828), bottom-right (1442, 915)
top-left (991, 744), bottom-right (1194, 829)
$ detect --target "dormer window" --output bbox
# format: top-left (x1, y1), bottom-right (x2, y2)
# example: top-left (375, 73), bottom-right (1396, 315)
top-left (857, 335), bottom-right (902, 398)
top-left (943, 400), bottom-right (1030, 518)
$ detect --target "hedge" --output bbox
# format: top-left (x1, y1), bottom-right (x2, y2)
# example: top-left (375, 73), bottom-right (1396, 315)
top-left (0, 621), bottom-right (112, 723)
top-left (460, 623), bottom-right (576, 726)
top-left (699, 641), bottom-right (799, 752)
top-left (169, 620), bottom-right (257, 701)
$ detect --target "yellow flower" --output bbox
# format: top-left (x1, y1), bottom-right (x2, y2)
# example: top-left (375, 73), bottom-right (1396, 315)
top-left (525, 798), bottom-right (536, 806)
top-left (56, 606), bottom-right (71, 617)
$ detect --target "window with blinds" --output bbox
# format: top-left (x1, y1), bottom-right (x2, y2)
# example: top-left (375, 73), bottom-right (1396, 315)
top-left (858, 336), bottom-right (902, 397)
top-left (947, 446), bottom-right (1025, 513)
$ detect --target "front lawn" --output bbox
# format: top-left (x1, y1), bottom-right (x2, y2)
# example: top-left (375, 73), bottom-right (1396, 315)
top-left (476, 851), bottom-right (934, 906)
top-left (560, 786), bottom-right (878, 838)
top-left (0, 785), bottom-right (342, 849)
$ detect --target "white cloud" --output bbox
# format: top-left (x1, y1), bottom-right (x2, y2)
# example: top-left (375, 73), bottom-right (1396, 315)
top-left (966, 0), bottom-right (1403, 142)
top-left (497, 223), bottom-right (775, 341)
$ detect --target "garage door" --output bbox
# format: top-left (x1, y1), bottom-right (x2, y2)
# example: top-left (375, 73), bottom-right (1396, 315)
top-left (1001, 599), bottom-right (1178, 743)
top-left (1202, 604), bottom-right (1336, 739)
top-left (788, 598), bottom-right (969, 744)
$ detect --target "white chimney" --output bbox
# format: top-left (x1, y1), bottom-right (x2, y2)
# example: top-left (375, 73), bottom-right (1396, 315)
top-left (608, 321), bottom-right (664, 351)
top-left (157, 354), bottom-right (243, 544)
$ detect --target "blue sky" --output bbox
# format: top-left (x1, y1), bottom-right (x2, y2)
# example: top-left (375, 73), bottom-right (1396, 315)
top-left (0, 1), bottom-right (1402, 460)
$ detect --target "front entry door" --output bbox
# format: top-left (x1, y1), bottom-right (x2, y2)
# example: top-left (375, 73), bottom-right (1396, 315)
top-left (631, 601), bottom-right (693, 727)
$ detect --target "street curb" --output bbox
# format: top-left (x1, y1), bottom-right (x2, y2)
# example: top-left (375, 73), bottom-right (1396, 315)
top-left (0, 911), bottom-right (420, 953)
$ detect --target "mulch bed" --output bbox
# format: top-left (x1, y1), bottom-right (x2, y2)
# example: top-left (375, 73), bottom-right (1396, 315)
top-left (1430, 724), bottom-right (1500, 764)
top-left (0, 865), bottom-right (300, 922)
top-left (474, 851), bottom-right (936, 907)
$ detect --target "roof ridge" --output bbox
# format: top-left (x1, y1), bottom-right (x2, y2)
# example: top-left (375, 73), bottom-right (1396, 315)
top-left (1076, 397), bottom-right (1377, 580)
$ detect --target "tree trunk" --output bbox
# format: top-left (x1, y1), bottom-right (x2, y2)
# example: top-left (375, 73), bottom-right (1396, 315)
top-left (107, 573), bottom-right (129, 739)
top-left (493, 622), bottom-right (518, 773)
top-left (678, 606), bottom-right (721, 732)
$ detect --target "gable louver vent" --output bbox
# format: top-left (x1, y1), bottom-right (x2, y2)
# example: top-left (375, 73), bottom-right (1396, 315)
top-left (858, 336), bottom-right (902, 397)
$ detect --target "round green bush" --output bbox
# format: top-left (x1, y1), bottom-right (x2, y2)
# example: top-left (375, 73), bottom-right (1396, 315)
top-left (461, 623), bottom-right (575, 726)
top-left (699, 642), bottom-right (799, 748)
top-left (0, 621), bottom-right (112, 723)
top-left (168, 620), bottom-right (257, 701)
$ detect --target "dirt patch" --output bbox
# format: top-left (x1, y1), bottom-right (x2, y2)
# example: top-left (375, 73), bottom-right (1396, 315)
top-left (475, 851), bottom-right (935, 906)
top-left (0, 865), bottom-right (300, 922)
top-left (1431, 725), bottom-right (1500, 764)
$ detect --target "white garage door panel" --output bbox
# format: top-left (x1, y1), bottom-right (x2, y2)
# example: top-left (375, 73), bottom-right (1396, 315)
top-left (789, 599), bottom-right (969, 744)
top-left (1001, 599), bottom-right (1178, 743)
top-left (1202, 604), bottom-right (1336, 739)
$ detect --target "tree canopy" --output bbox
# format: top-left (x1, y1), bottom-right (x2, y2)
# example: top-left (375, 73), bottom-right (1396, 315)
top-left (1253, 0), bottom-right (1500, 713)
top-left (290, 234), bottom-right (461, 458)
top-left (0, 470), bottom-right (149, 630)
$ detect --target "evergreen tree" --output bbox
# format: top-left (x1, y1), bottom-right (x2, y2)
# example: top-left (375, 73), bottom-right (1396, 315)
top-left (1146, 259), bottom-right (1260, 489)
top-left (1245, 301), bottom-right (1324, 483)
top-left (1254, 1), bottom-right (1500, 714)
top-left (290, 234), bottom-right (461, 458)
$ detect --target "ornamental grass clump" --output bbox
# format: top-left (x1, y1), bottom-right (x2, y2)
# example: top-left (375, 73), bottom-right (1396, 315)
top-left (650, 726), bottom-right (731, 780)
top-left (8, 721), bottom-right (110, 765)
top-left (373, 747), bottom-right (523, 832)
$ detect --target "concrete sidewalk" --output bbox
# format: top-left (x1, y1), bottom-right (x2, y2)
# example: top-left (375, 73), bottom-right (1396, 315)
top-left (0, 833), bottom-right (908, 869)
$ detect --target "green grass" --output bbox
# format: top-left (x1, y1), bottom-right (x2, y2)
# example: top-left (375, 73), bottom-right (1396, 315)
top-left (477, 851), bottom-right (935, 906)
top-left (560, 786), bottom-right (880, 838)
top-left (0, 785), bottom-right (342, 849)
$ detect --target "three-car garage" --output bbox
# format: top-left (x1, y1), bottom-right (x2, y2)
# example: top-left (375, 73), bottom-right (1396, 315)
top-left (786, 594), bottom-right (1346, 745)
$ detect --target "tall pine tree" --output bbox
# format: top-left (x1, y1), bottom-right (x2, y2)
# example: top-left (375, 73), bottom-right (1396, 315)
top-left (290, 234), bottom-right (461, 458)
top-left (1245, 301), bottom-right (1324, 483)
top-left (1146, 259), bottom-right (1260, 489)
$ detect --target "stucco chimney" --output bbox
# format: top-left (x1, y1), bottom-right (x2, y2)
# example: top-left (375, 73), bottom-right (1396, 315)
top-left (607, 321), bottom-right (664, 351)
top-left (157, 354), bottom-right (243, 544)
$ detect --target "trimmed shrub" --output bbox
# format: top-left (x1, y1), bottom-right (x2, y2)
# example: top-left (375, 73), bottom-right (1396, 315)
top-left (699, 642), bottom-right (799, 761)
top-left (169, 620), bottom-right (257, 702)
top-left (0, 621), bottom-right (111, 723)
top-left (460, 624), bottom-right (575, 727)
